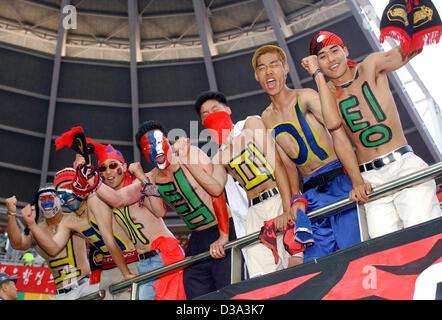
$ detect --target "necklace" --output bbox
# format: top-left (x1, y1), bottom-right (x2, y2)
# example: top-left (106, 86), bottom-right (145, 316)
top-left (335, 68), bottom-right (360, 89)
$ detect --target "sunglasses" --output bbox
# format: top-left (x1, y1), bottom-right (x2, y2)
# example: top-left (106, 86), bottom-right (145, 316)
top-left (98, 162), bottom-right (120, 172)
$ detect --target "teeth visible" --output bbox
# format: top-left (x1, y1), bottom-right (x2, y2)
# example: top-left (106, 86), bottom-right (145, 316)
top-left (267, 78), bottom-right (275, 83)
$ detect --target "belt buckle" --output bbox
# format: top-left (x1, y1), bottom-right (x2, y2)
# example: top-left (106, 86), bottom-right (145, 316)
top-left (392, 151), bottom-right (402, 161)
top-left (258, 193), bottom-right (264, 203)
top-left (372, 158), bottom-right (385, 169)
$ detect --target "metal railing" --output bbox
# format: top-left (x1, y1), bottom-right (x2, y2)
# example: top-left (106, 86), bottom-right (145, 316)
top-left (81, 161), bottom-right (442, 300)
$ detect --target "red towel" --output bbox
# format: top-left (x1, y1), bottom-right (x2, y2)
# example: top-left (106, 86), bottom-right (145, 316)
top-left (151, 236), bottom-right (186, 300)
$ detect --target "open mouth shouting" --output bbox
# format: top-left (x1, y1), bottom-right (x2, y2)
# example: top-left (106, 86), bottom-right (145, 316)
top-left (155, 153), bottom-right (166, 165)
top-left (266, 78), bottom-right (276, 90)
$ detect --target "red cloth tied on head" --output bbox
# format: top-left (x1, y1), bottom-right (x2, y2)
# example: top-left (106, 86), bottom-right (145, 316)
top-left (54, 168), bottom-right (76, 189)
top-left (86, 138), bottom-right (125, 166)
top-left (310, 31), bottom-right (357, 67)
top-left (87, 138), bottom-right (133, 187)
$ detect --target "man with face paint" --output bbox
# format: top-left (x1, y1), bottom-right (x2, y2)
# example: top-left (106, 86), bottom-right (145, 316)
top-left (21, 168), bottom-right (139, 300)
top-left (253, 44), bottom-right (369, 263)
top-left (5, 189), bottom-right (96, 300)
top-left (191, 91), bottom-right (307, 278)
top-left (91, 120), bottom-right (235, 299)
top-left (85, 140), bottom-right (185, 300)
top-left (302, 31), bottom-right (441, 239)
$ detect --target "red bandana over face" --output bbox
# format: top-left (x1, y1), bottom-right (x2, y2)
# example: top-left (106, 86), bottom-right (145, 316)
top-left (309, 31), bottom-right (357, 68)
top-left (202, 111), bottom-right (234, 145)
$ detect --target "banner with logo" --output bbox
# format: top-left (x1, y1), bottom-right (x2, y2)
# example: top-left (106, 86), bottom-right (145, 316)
top-left (201, 217), bottom-right (442, 300)
top-left (0, 263), bottom-right (56, 300)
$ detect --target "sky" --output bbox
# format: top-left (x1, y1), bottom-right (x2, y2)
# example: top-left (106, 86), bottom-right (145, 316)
top-left (368, 0), bottom-right (442, 153)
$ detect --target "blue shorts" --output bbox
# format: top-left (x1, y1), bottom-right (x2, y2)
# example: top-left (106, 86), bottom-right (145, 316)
top-left (137, 253), bottom-right (164, 300)
top-left (303, 160), bottom-right (361, 262)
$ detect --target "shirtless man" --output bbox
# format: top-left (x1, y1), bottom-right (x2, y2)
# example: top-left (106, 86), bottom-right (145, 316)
top-left (86, 140), bottom-right (185, 300)
top-left (302, 31), bottom-right (441, 238)
top-left (0, 273), bottom-right (18, 300)
top-left (5, 189), bottom-right (95, 300)
top-left (189, 91), bottom-right (306, 278)
top-left (21, 168), bottom-right (138, 300)
top-left (254, 44), bottom-right (369, 262)
top-left (90, 120), bottom-right (236, 299)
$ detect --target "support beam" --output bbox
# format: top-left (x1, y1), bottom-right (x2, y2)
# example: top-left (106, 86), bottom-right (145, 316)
top-left (40, 0), bottom-right (70, 186)
top-left (345, 0), bottom-right (442, 162)
top-left (262, 0), bottom-right (302, 88)
top-left (128, 0), bottom-right (141, 162)
top-left (273, 0), bottom-right (293, 37)
top-left (192, 0), bottom-right (218, 91)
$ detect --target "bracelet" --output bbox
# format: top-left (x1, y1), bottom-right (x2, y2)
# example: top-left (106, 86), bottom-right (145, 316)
top-left (312, 68), bottom-right (322, 80)
top-left (7, 210), bottom-right (16, 216)
top-left (290, 194), bottom-right (308, 209)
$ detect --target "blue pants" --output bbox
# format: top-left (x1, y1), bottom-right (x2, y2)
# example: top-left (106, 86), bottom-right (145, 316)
top-left (303, 160), bottom-right (361, 262)
top-left (184, 219), bottom-right (236, 299)
top-left (137, 253), bottom-right (164, 300)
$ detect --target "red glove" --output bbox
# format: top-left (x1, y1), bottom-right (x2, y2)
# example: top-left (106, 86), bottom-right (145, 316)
top-left (72, 163), bottom-right (101, 199)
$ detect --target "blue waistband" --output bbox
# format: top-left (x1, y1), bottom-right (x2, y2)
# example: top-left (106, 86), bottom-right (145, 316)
top-left (303, 160), bottom-right (343, 184)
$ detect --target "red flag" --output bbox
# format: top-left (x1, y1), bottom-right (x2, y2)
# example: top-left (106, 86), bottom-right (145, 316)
top-left (54, 126), bottom-right (89, 164)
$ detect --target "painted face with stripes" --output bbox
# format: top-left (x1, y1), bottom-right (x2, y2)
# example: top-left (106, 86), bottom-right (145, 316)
top-left (37, 188), bottom-right (61, 219)
top-left (140, 129), bottom-right (171, 170)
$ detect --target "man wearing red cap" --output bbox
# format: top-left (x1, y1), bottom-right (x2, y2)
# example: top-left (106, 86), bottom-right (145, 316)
top-left (302, 30), bottom-right (441, 239)
top-left (86, 140), bottom-right (185, 300)
top-left (253, 44), bottom-right (369, 262)
top-left (21, 168), bottom-right (139, 300)
top-left (5, 189), bottom-right (95, 300)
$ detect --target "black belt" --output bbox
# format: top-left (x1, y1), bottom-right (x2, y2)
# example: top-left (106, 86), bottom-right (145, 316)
top-left (138, 250), bottom-right (159, 260)
top-left (57, 276), bottom-right (89, 295)
top-left (359, 145), bottom-right (413, 173)
top-left (249, 188), bottom-right (279, 207)
top-left (303, 167), bottom-right (345, 192)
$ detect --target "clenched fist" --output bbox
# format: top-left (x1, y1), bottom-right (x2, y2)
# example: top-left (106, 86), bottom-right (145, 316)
top-left (301, 55), bottom-right (320, 76)
top-left (5, 196), bottom-right (17, 215)
top-left (128, 162), bottom-right (145, 181)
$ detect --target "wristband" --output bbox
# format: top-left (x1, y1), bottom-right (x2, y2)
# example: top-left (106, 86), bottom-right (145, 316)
top-left (312, 68), bottom-right (322, 80)
top-left (290, 194), bottom-right (308, 210)
top-left (212, 193), bottom-right (230, 236)
top-left (7, 210), bottom-right (16, 216)
top-left (139, 181), bottom-right (161, 207)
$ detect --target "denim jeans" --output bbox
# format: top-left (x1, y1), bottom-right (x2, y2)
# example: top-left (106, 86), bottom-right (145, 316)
top-left (137, 253), bottom-right (164, 300)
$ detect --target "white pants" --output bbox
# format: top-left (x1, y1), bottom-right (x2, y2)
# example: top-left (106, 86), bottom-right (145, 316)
top-left (245, 193), bottom-right (291, 278)
top-left (99, 261), bottom-right (139, 300)
top-left (362, 152), bottom-right (441, 239)
top-left (55, 278), bottom-right (99, 300)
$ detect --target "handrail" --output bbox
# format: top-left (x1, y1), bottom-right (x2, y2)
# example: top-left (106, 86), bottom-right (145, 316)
top-left (96, 162), bottom-right (442, 298)
top-left (77, 289), bottom-right (106, 300)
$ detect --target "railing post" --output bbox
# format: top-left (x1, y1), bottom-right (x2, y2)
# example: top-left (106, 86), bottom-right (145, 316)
top-left (131, 282), bottom-right (138, 300)
top-left (230, 245), bottom-right (243, 284)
